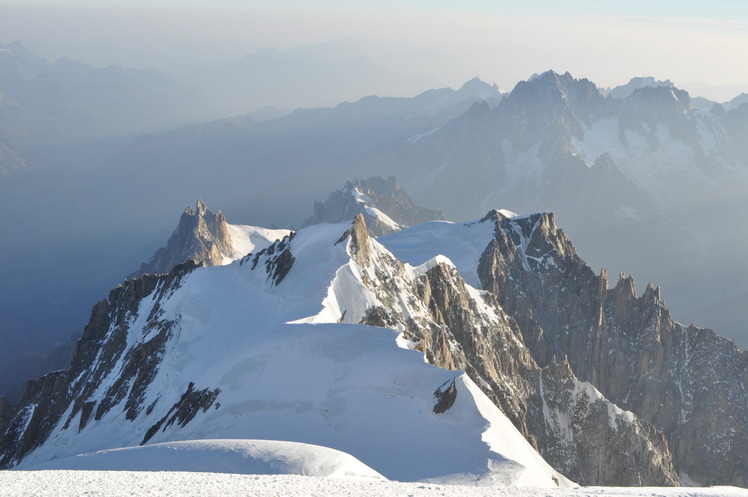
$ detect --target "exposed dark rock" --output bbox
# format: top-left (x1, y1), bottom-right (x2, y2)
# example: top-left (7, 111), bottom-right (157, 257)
top-left (526, 359), bottom-right (676, 486)
top-left (141, 382), bottom-right (220, 445)
top-left (242, 232), bottom-right (296, 286)
top-left (78, 401), bottom-right (95, 431)
top-left (0, 396), bottom-right (13, 435)
top-left (433, 379), bottom-right (457, 414)
top-left (0, 370), bottom-right (69, 468)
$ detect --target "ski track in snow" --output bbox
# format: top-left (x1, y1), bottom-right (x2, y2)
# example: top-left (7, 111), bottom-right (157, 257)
top-left (1, 472), bottom-right (746, 497)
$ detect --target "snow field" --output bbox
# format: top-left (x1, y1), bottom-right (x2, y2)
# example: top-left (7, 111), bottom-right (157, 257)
top-left (2, 472), bottom-right (746, 497)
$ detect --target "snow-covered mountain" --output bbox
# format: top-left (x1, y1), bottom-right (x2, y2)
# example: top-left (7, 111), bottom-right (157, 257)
top-left (0, 214), bottom-right (571, 487)
top-left (3, 69), bottom-right (748, 489)
top-left (301, 176), bottom-right (444, 236)
top-left (5, 206), bottom-right (746, 487)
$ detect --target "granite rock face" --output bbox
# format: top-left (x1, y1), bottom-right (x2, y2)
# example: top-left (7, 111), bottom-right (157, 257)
top-left (476, 210), bottom-right (748, 486)
top-left (132, 199), bottom-right (234, 277)
top-left (302, 176), bottom-right (444, 237)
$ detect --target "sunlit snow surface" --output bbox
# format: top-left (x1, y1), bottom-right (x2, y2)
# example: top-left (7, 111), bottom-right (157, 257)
top-left (1, 472), bottom-right (746, 497)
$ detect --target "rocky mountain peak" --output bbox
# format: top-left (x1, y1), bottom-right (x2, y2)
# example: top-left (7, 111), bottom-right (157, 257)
top-left (194, 198), bottom-right (209, 216)
top-left (131, 199), bottom-right (234, 278)
top-left (457, 77), bottom-right (501, 99)
top-left (511, 70), bottom-right (602, 109)
top-left (335, 213), bottom-right (372, 268)
top-left (606, 77), bottom-right (675, 100)
top-left (625, 85), bottom-right (692, 119)
top-left (0, 41), bottom-right (33, 61)
top-left (302, 176), bottom-right (444, 237)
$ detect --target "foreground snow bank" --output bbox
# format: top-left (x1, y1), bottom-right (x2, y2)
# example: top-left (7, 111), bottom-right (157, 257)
top-left (25, 439), bottom-right (384, 479)
top-left (1, 472), bottom-right (746, 497)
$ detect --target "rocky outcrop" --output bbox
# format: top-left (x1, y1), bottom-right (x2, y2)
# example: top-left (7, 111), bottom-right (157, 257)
top-left (141, 382), bottom-right (221, 445)
top-left (132, 199), bottom-right (234, 277)
top-left (241, 232), bottom-right (296, 286)
top-left (476, 210), bottom-right (748, 486)
top-left (302, 176), bottom-right (444, 237)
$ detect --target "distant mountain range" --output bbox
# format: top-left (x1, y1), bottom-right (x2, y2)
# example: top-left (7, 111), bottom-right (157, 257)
top-left (0, 41), bottom-right (211, 161)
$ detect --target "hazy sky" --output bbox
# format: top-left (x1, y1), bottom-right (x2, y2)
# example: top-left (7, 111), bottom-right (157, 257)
top-left (3, 0), bottom-right (748, 102)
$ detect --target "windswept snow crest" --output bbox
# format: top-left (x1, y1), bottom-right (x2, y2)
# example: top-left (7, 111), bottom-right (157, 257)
top-left (25, 439), bottom-right (384, 479)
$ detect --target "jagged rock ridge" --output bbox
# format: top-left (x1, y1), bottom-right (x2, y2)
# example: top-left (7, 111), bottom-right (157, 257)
top-left (476, 212), bottom-right (748, 486)
top-left (302, 176), bottom-right (444, 237)
top-left (381, 209), bottom-right (747, 487)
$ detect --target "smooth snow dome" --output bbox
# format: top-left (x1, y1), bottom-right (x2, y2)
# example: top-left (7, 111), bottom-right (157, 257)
top-left (14, 220), bottom-right (567, 487)
top-left (3, 472), bottom-right (748, 497)
top-left (25, 439), bottom-right (384, 479)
